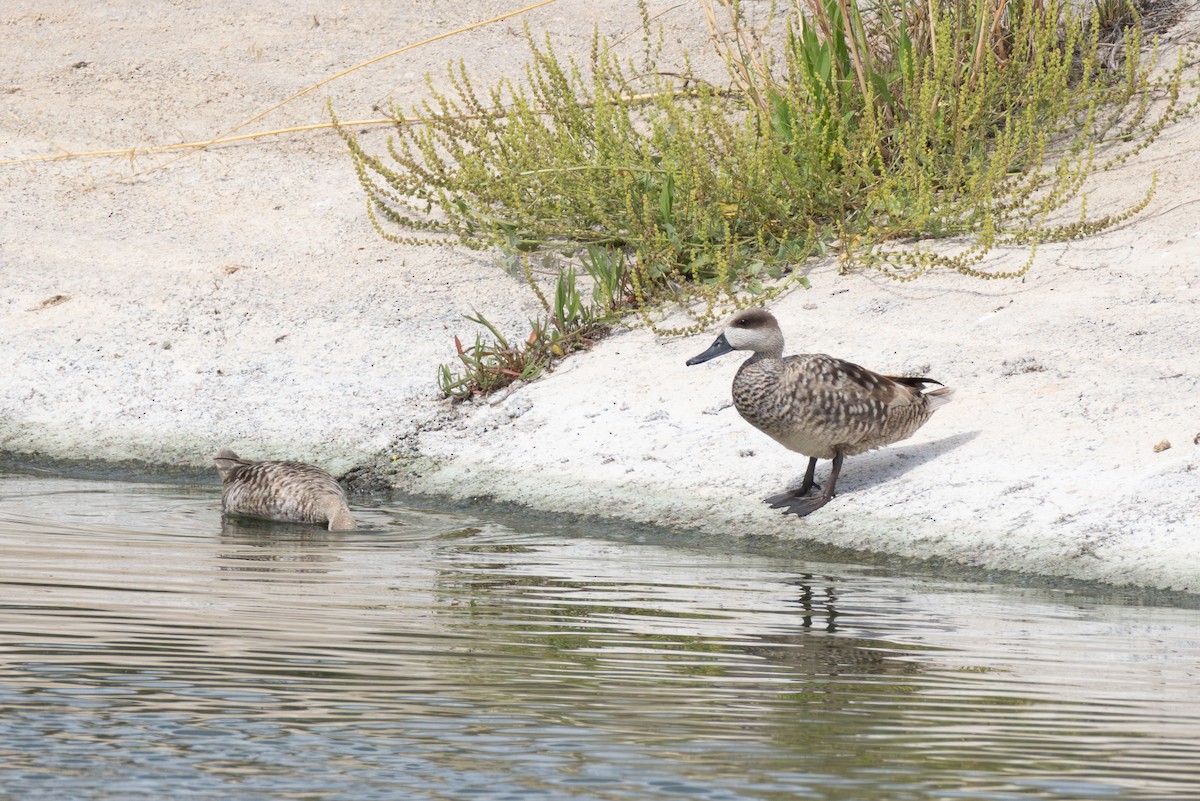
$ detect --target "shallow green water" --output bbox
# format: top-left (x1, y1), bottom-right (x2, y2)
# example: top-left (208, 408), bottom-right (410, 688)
top-left (1, 471), bottom-right (1197, 800)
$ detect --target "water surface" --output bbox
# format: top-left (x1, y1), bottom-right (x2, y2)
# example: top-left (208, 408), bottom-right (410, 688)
top-left (1, 471), bottom-right (1197, 800)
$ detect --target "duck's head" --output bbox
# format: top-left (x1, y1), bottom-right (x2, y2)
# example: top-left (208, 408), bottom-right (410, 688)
top-left (686, 308), bottom-right (784, 365)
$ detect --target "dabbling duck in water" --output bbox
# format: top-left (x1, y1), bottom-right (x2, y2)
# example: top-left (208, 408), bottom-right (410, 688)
top-left (214, 447), bottom-right (357, 531)
top-left (686, 309), bottom-right (953, 517)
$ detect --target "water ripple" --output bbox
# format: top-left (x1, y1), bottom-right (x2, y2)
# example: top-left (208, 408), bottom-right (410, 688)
top-left (1, 472), bottom-right (1198, 800)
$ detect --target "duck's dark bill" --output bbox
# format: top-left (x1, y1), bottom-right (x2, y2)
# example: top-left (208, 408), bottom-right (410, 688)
top-left (686, 333), bottom-right (733, 366)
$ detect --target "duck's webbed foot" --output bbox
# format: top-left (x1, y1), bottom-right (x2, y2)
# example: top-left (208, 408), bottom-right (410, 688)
top-left (767, 493), bottom-right (833, 517)
top-left (766, 452), bottom-right (844, 519)
top-left (764, 456), bottom-right (821, 507)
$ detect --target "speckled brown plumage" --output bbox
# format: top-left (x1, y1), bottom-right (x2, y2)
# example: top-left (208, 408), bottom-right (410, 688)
top-left (214, 447), bottom-right (356, 531)
top-left (733, 352), bottom-right (945, 459)
top-left (686, 309), bottom-right (953, 517)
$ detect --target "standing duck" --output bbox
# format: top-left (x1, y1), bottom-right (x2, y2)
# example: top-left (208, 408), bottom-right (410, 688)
top-left (686, 309), bottom-right (953, 517)
top-left (213, 447), bottom-right (357, 531)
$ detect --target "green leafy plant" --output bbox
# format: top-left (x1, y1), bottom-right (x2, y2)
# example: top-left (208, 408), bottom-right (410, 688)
top-left (437, 311), bottom-right (547, 399)
top-left (336, 0), bottom-right (1194, 394)
top-left (580, 245), bottom-right (628, 312)
top-left (332, 18), bottom-right (824, 335)
top-left (716, 0), bottom-right (1193, 279)
top-left (436, 253), bottom-right (624, 399)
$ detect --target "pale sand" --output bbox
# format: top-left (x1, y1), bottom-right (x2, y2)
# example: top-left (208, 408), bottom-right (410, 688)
top-left (2, 1), bottom-right (1197, 590)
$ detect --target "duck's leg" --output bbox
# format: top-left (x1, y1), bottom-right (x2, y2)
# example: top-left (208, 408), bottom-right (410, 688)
top-left (770, 451), bottom-right (844, 517)
top-left (765, 456), bottom-right (820, 507)
top-left (799, 456), bottom-right (820, 496)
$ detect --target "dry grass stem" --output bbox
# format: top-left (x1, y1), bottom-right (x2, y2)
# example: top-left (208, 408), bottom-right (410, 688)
top-left (0, 0), bottom-right (560, 170)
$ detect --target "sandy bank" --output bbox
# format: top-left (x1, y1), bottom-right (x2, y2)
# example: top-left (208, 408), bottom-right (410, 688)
top-left (2, 1), bottom-right (1197, 591)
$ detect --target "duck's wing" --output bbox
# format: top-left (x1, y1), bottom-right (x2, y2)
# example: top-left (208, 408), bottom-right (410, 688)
top-left (782, 355), bottom-right (950, 452)
top-left (784, 354), bottom-right (925, 406)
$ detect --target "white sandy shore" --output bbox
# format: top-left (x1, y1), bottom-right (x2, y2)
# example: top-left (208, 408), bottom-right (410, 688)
top-left (2, 1), bottom-right (1198, 591)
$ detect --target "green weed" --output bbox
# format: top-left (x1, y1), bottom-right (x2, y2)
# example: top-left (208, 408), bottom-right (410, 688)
top-left (334, 0), bottom-right (1194, 395)
top-left (437, 253), bottom-right (620, 399)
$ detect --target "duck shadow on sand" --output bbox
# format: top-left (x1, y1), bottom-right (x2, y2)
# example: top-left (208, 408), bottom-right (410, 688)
top-left (774, 430), bottom-right (981, 500)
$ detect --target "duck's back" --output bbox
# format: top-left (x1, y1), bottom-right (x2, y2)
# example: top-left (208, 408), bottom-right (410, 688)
top-left (733, 354), bottom-right (950, 459)
top-left (216, 449), bottom-right (354, 529)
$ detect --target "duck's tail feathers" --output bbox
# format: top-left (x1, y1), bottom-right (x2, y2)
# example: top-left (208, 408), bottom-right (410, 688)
top-left (889, 375), bottom-right (942, 389)
top-left (923, 386), bottom-right (955, 410)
